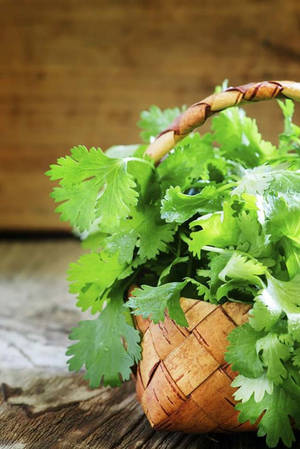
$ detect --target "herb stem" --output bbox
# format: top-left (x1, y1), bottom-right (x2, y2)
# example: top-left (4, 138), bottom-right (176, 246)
top-left (176, 237), bottom-right (182, 257)
top-left (217, 182), bottom-right (238, 193)
top-left (124, 157), bottom-right (154, 169)
top-left (179, 232), bottom-right (191, 245)
top-left (202, 245), bottom-right (227, 254)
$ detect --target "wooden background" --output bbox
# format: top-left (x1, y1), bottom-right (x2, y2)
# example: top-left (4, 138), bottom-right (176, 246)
top-left (1, 0), bottom-right (300, 231)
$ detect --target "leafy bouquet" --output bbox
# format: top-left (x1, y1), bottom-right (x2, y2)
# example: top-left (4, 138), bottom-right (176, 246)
top-left (47, 81), bottom-right (300, 447)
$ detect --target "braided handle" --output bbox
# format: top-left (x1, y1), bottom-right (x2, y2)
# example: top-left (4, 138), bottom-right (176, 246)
top-left (145, 80), bottom-right (300, 163)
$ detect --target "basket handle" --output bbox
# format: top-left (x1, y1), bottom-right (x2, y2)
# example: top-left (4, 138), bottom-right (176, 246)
top-left (144, 80), bottom-right (300, 163)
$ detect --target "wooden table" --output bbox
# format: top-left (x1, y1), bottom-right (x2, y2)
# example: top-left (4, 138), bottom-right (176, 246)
top-left (0, 239), bottom-right (295, 448)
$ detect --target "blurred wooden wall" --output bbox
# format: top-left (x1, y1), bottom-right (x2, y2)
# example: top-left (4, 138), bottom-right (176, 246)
top-left (1, 0), bottom-right (300, 230)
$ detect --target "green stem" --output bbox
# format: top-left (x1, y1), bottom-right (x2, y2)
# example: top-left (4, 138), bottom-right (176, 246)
top-left (217, 182), bottom-right (238, 193)
top-left (125, 157), bottom-right (154, 169)
top-left (179, 232), bottom-right (191, 245)
top-left (202, 245), bottom-right (227, 254)
top-left (176, 236), bottom-right (182, 257)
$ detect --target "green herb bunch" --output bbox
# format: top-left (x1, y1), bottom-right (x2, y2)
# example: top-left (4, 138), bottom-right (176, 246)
top-left (47, 84), bottom-right (300, 448)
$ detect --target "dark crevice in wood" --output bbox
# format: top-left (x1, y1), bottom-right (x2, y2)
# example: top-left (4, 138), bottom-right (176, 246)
top-left (0, 230), bottom-right (74, 240)
top-left (1, 383), bottom-right (23, 402)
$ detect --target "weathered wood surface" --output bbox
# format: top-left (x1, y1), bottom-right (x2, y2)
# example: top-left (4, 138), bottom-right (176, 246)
top-left (0, 239), bottom-right (297, 448)
top-left (1, 0), bottom-right (300, 230)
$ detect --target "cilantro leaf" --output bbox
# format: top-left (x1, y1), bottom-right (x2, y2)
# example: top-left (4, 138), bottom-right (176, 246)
top-left (206, 252), bottom-right (232, 296)
top-left (138, 105), bottom-right (184, 143)
top-left (249, 300), bottom-right (280, 333)
top-left (266, 195), bottom-right (300, 246)
top-left (68, 252), bottom-right (125, 313)
top-left (293, 347), bottom-right (300, 368)
top-left (105, 230), bottom-right (138, 265)
top-left (157, 133), bottom-right (220, 191)
top-left (212, 107), bottom-right (276, 167)
top-left (251, 274), bottom-right (300, 341)
top-left (105, 144), bottom-right (141, 159)
top-left (126, 282), bottom-right (188, 327)
top-left (216, 281), bottom-right (257, 302)
top-left (161, 185), bottom-right (220, 224)
top-left (83, 204), bottom-right (176, 264)
top-left (46, 146), bottom-right (138, 231)
top-left (232, 164), bottom-right (291, 196)
top-left (67, 293), bottom-right (141, 387)
top-left (237, 387), bottom-right (298, 448)
top-left (188, 201), bottom-right (239, 257)
top-left (225, 323), bottom-right (265, 378)
top-left (81, 231), bottom-right (107, 252)
top-left (218, 252), bottom-right (267, 284)
top-left (214, 79), bottom-right (229, 93)
top-left (256, 334), bottom-right (291, 384)
top-left (236, 209), bottom-right (272, 258)
top-left (282, 239), bottom-right (300, 279)
top-left (117, 206), bottom-right (176, 261)
top-left (232, 373), bottom-right (273, 403)
top-left (278, 99), bottom-right (300, 152)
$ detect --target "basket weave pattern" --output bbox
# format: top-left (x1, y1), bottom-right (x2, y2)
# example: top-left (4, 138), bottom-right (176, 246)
top-left (135, 298), bottom-right (254, 432)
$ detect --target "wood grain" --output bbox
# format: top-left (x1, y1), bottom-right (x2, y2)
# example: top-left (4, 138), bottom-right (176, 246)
top-left (1, 0), bottom-right (300, 230)
top-left (0, 239), bottom-right (290, 448)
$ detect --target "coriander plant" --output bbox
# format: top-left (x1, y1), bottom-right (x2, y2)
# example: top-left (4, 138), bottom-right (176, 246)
top-left (47, 89), bottom-right (300, 448)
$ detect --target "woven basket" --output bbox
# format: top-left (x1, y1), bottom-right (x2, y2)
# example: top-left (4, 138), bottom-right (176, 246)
top-left (133, 80), bottom-right (300, 433)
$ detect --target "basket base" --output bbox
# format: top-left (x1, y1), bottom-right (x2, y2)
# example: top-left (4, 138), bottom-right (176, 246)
top-left (134, 298), bottom-right (256, 433)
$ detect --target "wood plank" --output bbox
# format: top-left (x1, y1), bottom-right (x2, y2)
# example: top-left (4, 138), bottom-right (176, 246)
top-left (1, 0), bottom-right (300, 229)
top-left (0, 239), bottom-right (279, 448)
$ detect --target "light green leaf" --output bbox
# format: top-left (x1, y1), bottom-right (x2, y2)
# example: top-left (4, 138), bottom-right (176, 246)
top-left (218, 252), bottom-right (267, 284)
top-left (105, 144), bottom-right (141, 159)
top-left (67, 252), bottom-right (125, 313)
top-left (138, 105), bottom-right (184, 143)
top-left (161, 185), bottom-right (220, 224)
top-left (278, 99), bottom-right (300, 152)
top-left (225, 323), bottom-right (265, 378)
top-left (232, 373), bottom-right (273, 403)
top-left (256, 334), bottom-right (291, 384)
top-left (216, 280), bottom-right (257, 302)
top-left (212, 107), bottom-right (276, 167)
top-left (207, 252), bottom-right (232, 295)
top-left (281, 238), bottom-right (300, 279)
top-left (292, 347), bottom-right (300, 368)
top-left (249, 300), bottom-right (280, 333)
top-left (67, 293), bottom-right (141, 387)
top-left (46, 146), bottom-right (138, 231)
top-left (157, 133), bottom-right (219, 191)
top-left (232, 164), bottom-right (290, 196)
top-left (91, 205), bottom-right (176, 264)
top-left (267, 195), bottom-right (300, 245)
top-left (81, 231), bottom-right (107, 251)
top-left (126, 281), bottom-right (188, 327)
top-left (236, 209), bottom-right (272, 258)
top-left (237, 387), bottom-right (298, 448)
top-left (252, 274), bottom-right (300, 341)
top-left (188, 201), bottom-right (239, 257)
